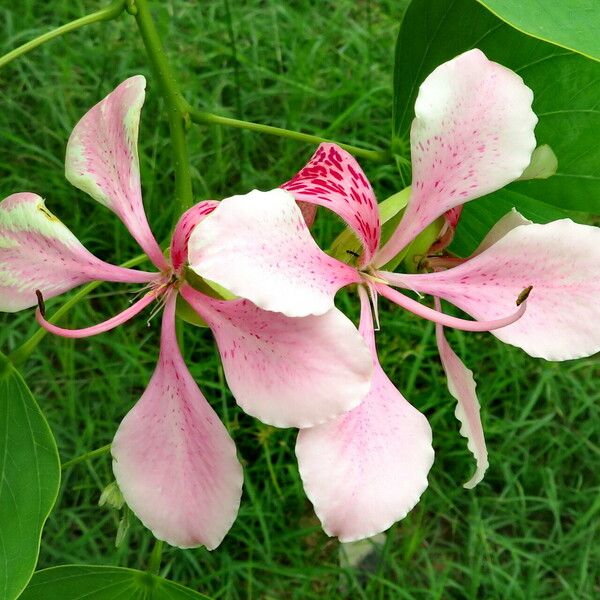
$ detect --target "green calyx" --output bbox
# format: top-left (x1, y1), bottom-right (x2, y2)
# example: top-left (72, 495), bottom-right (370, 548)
top-left (175, 267), bottom-right (236, 328)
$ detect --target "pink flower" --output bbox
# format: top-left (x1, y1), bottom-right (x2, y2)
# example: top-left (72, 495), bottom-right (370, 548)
top-left (0, 77), bottom-right (374, 548)
top-left (187, 49), bottom-right (600, 541)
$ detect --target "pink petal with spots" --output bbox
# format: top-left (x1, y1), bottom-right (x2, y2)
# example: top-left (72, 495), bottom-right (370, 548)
top-left (375, 49), bottom-right (537, 267)
top-left (295, 286), bottom-right (434, 541)
top-left (282, 143), bottom-right (380, 266)
top-left (112, 294), bottom-right (243, 550)
top-left (181, 285), bottom-right (372, 428)
top-left (395, 219), bottom-right (600, 361)
top-left (0, 193), bottom-right (157, 312)
top-left (65, 76), bottom-right (167, 270)
top-left (187, 189), bottom-right (360, 317)
top-left (170, 201), bottom-right (218, 273)
top-left (434, 299), bottom-right (488, 489)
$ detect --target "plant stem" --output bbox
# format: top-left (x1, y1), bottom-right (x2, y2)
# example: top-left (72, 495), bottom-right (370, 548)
top-left (189, 108), bottom-right (390, 162)
top-left (132, 0), bottom-right (194, 215)
top-left (147, 539), bottom-right (164, 575)
top-left (0, 0), bottom-right (126, 70)
top-left (61, 443), bottom-right (112, 470)
top-left (8, 254), bottom-right (148, 366)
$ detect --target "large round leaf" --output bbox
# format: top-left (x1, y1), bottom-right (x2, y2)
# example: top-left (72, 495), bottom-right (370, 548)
top-left (0, 353), bottom-right (60, 600)
top-left (392, 0), bottom-right (600, 248)
top-left (19, 565), bottom-right (213, 599)
top-left (477, 0), bottom-right (600, 62)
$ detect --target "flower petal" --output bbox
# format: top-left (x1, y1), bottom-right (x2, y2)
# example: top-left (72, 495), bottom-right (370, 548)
top-left (187, 188), bottom-right (359, 317)
top-left (282, 143), bottom-right (380, 265)
top-left (181, 285), bottom-right (372, 428)
top-left (395, 219), bottom-right (600, 361)
top-left (170, 201), bottom-right (218, 273)
top-left (375, 49), bottom-right (537, 267)
top-left (444, 206), bottom-right (463, 231)
top-left (0, 193), bottom-right (156, 312)
top-left (295, 286), bottom-right (434, 541)
top-left (65, 76), bottom-right (167, 270)
top-left (434, 299), bottom-right (488, 489)
top-left (111, 293), bottom-right (243, 550)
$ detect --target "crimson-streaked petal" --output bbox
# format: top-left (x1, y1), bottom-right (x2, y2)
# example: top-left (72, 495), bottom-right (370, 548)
top-left (181, 285), bottom-right (372, 428)
top-left (187, 188), bottom-right (359, 317)
top-left (434, 299), bottom-right (488, 489)
top-left (395, 219), bottom-right (600, 361)
top-left (295, 286), bottom-right (433, 541)
top-left (282, 143), bottom-right (380, 266)
top-left (170, 201), bottom-right (218, 273)
top-left (0, 193), bottom-right (156, 312)
top-left (444, 206), bottom-right (463, 231)
top-left (375, 49), bottom-right (537, 267)
top-left (65, 76), bottom-right (167, 270)
top-left (111, 293), bottom-right (243, 549)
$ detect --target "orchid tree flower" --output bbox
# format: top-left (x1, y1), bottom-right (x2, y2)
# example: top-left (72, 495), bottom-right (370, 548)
top-left (187, 48), bottom-right (600, 541)
top-left (0, 76), bottom-right (374, 549)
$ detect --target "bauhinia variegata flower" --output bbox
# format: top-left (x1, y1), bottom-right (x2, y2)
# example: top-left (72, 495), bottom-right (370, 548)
top-left (187, 49), bottom-right (600, 541)
top-left (0, 76), bottom-right (374, 549)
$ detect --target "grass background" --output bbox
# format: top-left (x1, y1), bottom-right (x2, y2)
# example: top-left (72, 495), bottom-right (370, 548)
top-left (1, 1), bottom-right (599, 598)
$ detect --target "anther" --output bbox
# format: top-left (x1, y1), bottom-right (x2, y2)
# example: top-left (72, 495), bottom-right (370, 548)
top-left (516, 285), bottom-right (533, 306)
top-left (35, 289), bottom-right (46, 318)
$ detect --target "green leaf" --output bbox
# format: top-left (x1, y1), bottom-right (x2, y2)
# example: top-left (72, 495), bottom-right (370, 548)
top-left (476, 0), bottom-right (600, 62)
top-left (393, 0), bottom-right (600, 239)
top-left (0, 352), bottom-right (60, 600)
top-left (451, 188), bottom-right (567, 256)
top-left (19, 565), bottom-right (213, 600)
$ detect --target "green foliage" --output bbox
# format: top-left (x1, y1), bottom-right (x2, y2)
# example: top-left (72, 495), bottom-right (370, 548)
top-left (393, 0), bottom-right (600, 250)
top-left (452, 189), bottom-right (568, 256)
top-left (476, 0), bottom-right (600, 62)
top-left (20, 565), bottom-right (212, 599)
top-left (0, 353), bottom-right (60, 600)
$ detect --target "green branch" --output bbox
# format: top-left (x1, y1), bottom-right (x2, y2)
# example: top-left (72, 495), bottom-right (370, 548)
top-left (8, 254), bottom-right (148, 366)
top-left (189, 108), bottom-right (390, 163)
top-left (0, 0), bottom-right (126, 70)
top-left (61, 443), bottom-right (112, 470)
top-left (132, 0), bottom-right (194, 215)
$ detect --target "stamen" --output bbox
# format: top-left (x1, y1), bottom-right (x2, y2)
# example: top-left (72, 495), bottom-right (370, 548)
top-left (374, 271), bottom-right (423, 299)
top-left (36, 290), bottom-right (159, 339)
top-left (366, 282), bottom-right (380, 331)
top-left (377, 283), bottom-right (531, 332)
top-left (128, 280), bottom-right (158, 304)
top-left (362, 270), bottom-right (389, 286)
top-left (146, 291), bottom-right (170, 327)
top-left (517, 285), bottom-right (533, 306)
top-left (35, 289), bottom-right (46, 317)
